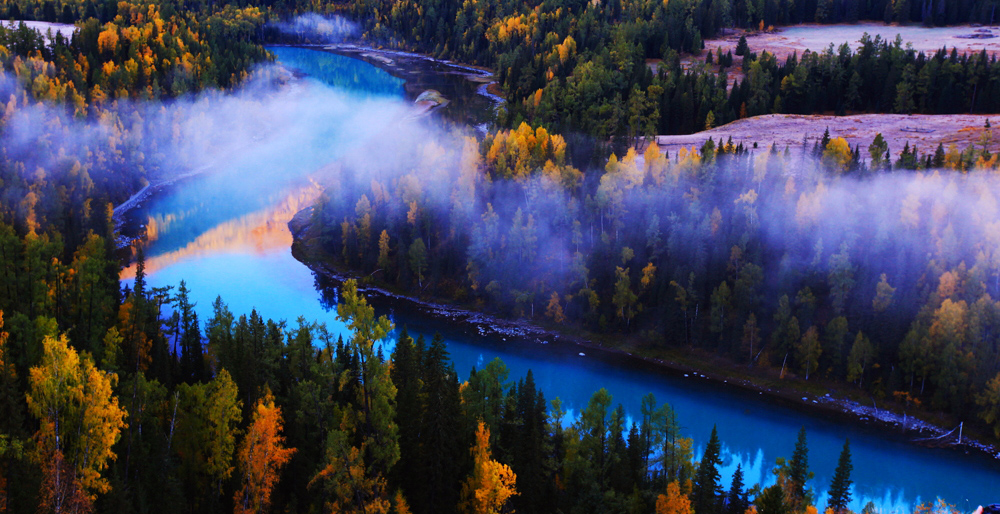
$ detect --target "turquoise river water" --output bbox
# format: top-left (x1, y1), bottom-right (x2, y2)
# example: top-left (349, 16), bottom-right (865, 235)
top-left (120, 46), bottom-right (1000, 512)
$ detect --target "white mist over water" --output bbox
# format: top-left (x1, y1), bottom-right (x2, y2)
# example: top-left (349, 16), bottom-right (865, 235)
top-left (269, 13), bottom-right (361, 42)
top-left (104, 47), bottom-right (1000, 512)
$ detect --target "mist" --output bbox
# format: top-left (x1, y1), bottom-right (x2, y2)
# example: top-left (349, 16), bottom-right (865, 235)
top-left (7, 38), bottom-right (1000, 402)
top-left (268, 13), bottom-right (361, 43)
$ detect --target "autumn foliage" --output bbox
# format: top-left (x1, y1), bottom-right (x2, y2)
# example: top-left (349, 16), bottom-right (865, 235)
top-left (656, 481), bottom-right (693, 514)
top-left (459, 421), bottom-right (517, 514)
top-left (234, 389), bottom-right (295, 514)
top-left (27, 334), bottom-right (126, 503)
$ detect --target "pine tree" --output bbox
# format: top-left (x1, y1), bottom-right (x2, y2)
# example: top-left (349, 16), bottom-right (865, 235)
top-left (756, 484), bottom-right (789, 514)
top-left (419, 333), bottom-right (464, 513)
top-left (692, 425), bottom-right (723, 514)
top-left (933, 143), bottom-right (946, 168)
top-left (735, 35), bottom-right (749, 56)
top-left (827, 439), bottom-right (853, 514)
top-left (726, 463), bottom-right (749, 514)
top-left (787, 426), bottom-right (811, 505)
top-left (390, 327), bottom-right (423, 503)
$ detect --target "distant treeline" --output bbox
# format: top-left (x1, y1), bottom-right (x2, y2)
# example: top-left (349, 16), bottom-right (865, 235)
top-left (337, 0), bottom-right (1000, 142)
top-left (516, 34), bottom-right (1000, 144)
top-left (1, 0), bottom-right (999, 143)
top-left (0, 0), bottom-right (268, 113)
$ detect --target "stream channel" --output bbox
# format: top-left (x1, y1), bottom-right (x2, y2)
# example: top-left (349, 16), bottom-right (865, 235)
top-left (118, 45), bottom-right (1000, 511)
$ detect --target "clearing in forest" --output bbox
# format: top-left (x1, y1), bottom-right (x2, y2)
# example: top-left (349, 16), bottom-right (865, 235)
top-left (653, 113), bottom-right (999, 159)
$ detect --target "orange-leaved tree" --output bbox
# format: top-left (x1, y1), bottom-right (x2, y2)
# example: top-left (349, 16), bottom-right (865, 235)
top-left (234, 388), bottom-right (295, 514)
top-left (656, 481), bottom-right (693, 514)
top-left (459, 421), bottom-right (517, 514)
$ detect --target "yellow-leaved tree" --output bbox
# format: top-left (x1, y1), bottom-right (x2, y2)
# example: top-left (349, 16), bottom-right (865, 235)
top-left (822, 137), bottom-right (853, 174)
top-left (26, 334), bottom-right (127, 510)
top-left (459, 421), bottom-right (517, 514)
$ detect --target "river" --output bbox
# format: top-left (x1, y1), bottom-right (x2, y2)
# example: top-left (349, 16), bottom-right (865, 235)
top-left (119, 46), bottom-right (1000, 512)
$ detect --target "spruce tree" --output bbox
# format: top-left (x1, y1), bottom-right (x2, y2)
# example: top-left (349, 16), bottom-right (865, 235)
top-left (693, 425), bottom-right (723, 514)
top-left (726, 463), bottom-right (749, 514)
top-left (736, 34), bottom-right (749, 56)
top-left (933, 143), bottom-right (946, 168)
top-left (419, 333), bottom-right (465, 514)
top-left (390, 327), bottom-right (423, 502)
top-left (757, 484), bottom-right (789, 514)
top-left (787, 426), bottom-right (812, 506)
top-left (827, 439), bottom-right (853, 514)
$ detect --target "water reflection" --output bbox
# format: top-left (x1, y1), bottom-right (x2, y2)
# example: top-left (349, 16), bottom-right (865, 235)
top-left (120, 46), bottom-right (1000, 513)
top-left (123, 183), bottom-right (322, 279)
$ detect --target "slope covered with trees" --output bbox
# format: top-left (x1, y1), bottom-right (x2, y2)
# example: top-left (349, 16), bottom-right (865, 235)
top-left (0, 0), bottom-right (997, 512)
top-left (302, 119), bottom-right (1000, 439)
top-left (2, 271), bottom-right (869, 514)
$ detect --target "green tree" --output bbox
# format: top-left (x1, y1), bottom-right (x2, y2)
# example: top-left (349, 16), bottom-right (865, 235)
top-left (175, 368), bottom-right (242, 507)
top-left (313, 279), bottom-right (399, 514)
top-left (692, 425), bottom-right (723, 514)
top-left (976, 373), bottom-right (1000, 438)
top-left (868, 133), bottom-right (889, 171)
top-left (409, 238), bottom-right (428, 287)
top-left (727, 463), bottom-right (749, 514)
top-left (827, 439), bottom-right (853, 514)
top-left (612, 266), bottom-right (639, 328)
top-left (756, 484), bottom-right (789, 514)
top-left (796, 327), bottom-right (822, 380)
top-left (784, 426), bottom-right (813, 509)
top-left (847, 332), bottom-right (874, 386)
top-left (828, 243), bottom-right (855, 316)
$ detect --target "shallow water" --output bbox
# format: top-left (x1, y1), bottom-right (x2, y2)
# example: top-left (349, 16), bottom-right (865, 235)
top-left (121, 47), bottom-right (1000, 512)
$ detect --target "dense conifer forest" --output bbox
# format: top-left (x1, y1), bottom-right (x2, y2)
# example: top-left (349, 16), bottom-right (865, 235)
top-left (0, 0), bottom-right (998, 512)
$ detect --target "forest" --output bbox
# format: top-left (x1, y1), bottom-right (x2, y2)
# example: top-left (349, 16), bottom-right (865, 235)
top-left (0, 249), bottom-right (858, 514)
top-left (341, 0), bottom-right (1000, 143)
top-left (0, 0), bottom-right (997, 511)
top-left (303, 118), bottom-right (1000, 441)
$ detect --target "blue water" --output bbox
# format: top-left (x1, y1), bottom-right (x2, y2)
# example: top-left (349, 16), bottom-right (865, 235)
top-left (269, 46), bottom-right (405, 97)
top-left (122, 46), bottom-right (1000, 512)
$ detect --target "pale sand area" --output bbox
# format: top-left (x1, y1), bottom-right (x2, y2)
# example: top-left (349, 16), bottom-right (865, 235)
top-left (0, 20), bottom-right (77, 41)
top-left (713, 23), bottom-right (1000, 62)
top-left (670, 23), bottom-right (1000, 87)
top-left (653, 113), bottom-right (999, 159)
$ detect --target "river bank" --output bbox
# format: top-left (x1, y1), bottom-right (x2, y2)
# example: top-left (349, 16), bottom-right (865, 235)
top-left (287, 43), bottom-right (502, 132)
top-left (288, 204), bottom-right (1000, 463)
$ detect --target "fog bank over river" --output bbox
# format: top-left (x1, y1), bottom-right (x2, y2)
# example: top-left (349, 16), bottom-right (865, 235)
top-left (120, 46), bottom-right (1000, 512)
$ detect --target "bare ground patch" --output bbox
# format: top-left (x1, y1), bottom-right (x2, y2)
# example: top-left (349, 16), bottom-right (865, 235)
top-left (653, 113), bottom-right (1000, 159)
top-left (673, 23), bottom-right (1000, 87)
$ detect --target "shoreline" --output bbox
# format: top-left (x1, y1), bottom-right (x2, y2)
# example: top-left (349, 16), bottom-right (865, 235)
top-left (305, 43), bottom-right (503, 132)
top-left (289, 206), bottom-right (1000, 464)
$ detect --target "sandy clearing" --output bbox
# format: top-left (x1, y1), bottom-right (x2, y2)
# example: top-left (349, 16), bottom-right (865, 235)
top-left (653, 113), bottom-right (1000, 159)
top-left (743, 23), bottom-right (1000, 61)
top-left (0, 20), bottom-right (77, 41)
top-left (671, 23), bottom-right (1000, 87)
